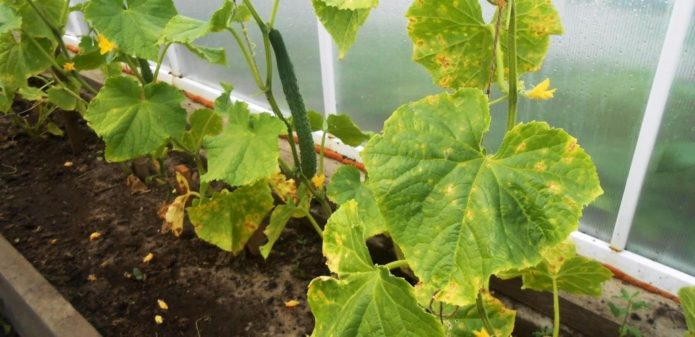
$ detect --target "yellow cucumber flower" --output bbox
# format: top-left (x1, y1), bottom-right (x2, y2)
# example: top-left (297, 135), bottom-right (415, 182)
top-left (524, 78), bottom-right (556, 100)
top-left (311, 174), bottom-right (326, 189)
top-left (63, 62), bottom-right (76, 71)
top-left (96, 34), bottom-right (116, 54)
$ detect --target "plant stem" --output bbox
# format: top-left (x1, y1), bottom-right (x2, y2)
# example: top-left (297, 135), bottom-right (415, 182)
top-left (153, 43), bottom-right (172, 81)
top-left (25, 0), bottom-right (70, 57)
top-left (123, 54), bottom-right (146, 85)
top-left (552, 277), bottom-right (560, 337)
top-left (227, 27), bottom-right (266, 90)
top-left (384, 260), bottom-right (408, 270)
top-left (319, 130), bottom-right (327, 177)
top-left (305, 211), bottom-right (324, 238)
top-left (477, 290), bottom-right (497, 337)
top-left (506, 0), bottom-right (518, 131)
top-left (269, 0), bottom-right (281, 29)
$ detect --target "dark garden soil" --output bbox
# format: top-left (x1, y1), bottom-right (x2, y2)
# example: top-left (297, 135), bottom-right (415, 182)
top-left (0, 118), bottom-right (328, 337)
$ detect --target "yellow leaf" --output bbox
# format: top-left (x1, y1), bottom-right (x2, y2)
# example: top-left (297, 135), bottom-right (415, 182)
top-left (269, 172), bottom-right (297, 202)
top-left (284, 299), bottom-right (301, 308)
top-left (473, 329), bottom-right (490, 337)
top-left (143, 252), bottom-right (154, 263)
top-left (63, 62), bottom-right (76, 71)
top-left (312, 174), bottom-right (326, 189)
top-left (154, 315), bottom-right (164, 325)
top-left (524, 78), bottom-right (556, 100)
top-left (157, 299), bottom-right (169, 310)
top-left (96, 34), bottom-right (116, 54)
top-left (164, 195), bottom-right (187, 237)
top-left (89, 232), bottom-right (102, 241)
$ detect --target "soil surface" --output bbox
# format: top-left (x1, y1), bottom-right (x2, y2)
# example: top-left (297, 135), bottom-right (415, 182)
top-left (0, 118), bottom-right (327, 337)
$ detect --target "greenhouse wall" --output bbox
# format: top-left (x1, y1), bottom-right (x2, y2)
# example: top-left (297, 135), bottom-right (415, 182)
top-left (64, 0), bottom-right (695, 292)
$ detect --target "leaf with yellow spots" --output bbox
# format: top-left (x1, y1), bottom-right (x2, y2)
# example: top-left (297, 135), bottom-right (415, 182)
top-left (326, 166), bottom-right (385, 238)
top-left (443, 293), bottom-right (515, 337)
top-left (319, 0), bottom-right (378, 10)
top-left (499, 0), bottom-right (563, 78)
top-left (407, 0), bottom-right (562, 90)
top-left (362, 89), bottom-right (602, 306)
top-left (188, 181), bottom-right (273, 254)
top-left (407, 0), bottom-right (494, 89)
top-left (322, 201), bottom-right (374, 275)
top-left (513, 240), bottom-right (613, 296)
top-left (307, 268), bottom-right (444, 337)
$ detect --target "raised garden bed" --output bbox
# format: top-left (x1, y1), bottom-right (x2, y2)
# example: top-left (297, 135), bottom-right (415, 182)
top-left (0, 118), bottom-right (326, 336)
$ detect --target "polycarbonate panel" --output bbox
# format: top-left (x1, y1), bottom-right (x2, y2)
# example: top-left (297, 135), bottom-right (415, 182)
top-left (627, 19), bottom-right (695, 276)
top-left (499, 0), bottom-right (676, 241)
top-left (334, 0), bottom-right (675, 241)
top-left (172, 0), bottom-right (323, 113)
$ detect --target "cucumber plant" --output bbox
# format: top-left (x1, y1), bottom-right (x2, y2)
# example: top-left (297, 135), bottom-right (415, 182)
top-left (7, 0), bottom-right (627, 336)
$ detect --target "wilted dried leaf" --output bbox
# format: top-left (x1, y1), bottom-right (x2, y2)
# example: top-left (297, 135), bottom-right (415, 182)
top-left (284, 299), bottom-right (301, 308)
top-left (154, 315), bottom-right (164, 325)
top-left (64, 161), bottom-right (74, 168)
top-left (157, 299), bottom-right (168, 310)
top-left (126, 174), bottom-right (150, 194)
top-left (87, 274), bottom-right (97, 282)
top-left (49, 239), bottom-right (58, 245)
top-left (89, 232), bottom-right (102, 241)
top-left (164, 195), bottom-right (187, 237)
top-left (174, 171), bottom-right (190, 195)
top-left (143, 252), bottom-right (154, 263)
top-left (269, 172), bottom-right (297, 202)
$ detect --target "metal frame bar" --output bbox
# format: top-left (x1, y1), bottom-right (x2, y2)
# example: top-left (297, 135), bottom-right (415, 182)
top-left (317, 20), bottom-right (338, 116)
top-left (610, 0), bottom-right (695, 251)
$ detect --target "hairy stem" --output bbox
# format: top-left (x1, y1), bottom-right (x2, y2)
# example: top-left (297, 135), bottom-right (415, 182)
top-left (477, 290), bottom-right (497, 337)
top-left (153, 43), bottom-right (172, 81)
top-left (269, 0), bottom-right (281, 29)
top-left (384, 260), bottom-right (408, 270)
top-left (506, 0), bottom-right (518, 131)
top-left (552, 277), bottom-right (561, 337)
top-left (227, 27), bottom-right (266, 90)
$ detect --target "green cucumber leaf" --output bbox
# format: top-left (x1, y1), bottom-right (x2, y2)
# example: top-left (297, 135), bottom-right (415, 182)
top-left (0, 85), bottom-right (11, 113)
top-left (0, 33), bottom-right (53, 89)
top-left (407, 0), bottom-right (493, 89)
top-left (15, 0), bottom-right (67, 39)
top-left (312, 0), bottom-right (371, 59)
top-left (327, 114), bottom-right (372, 146)
top-left (159, 15), bottom-right (210, 44)
top-left (680, 287), bottom-right (695, 335)
top-left (444, 293), bottom-right (516, 337)
top-left (73, 36), bottom-right (107, 70)
top-left (202, 113), bottom-right (285, 186)
top-left (188, 181), bottom-right (274, 254)
top-left (181, 43), bottom-right (225, 65)
top-left (44, 122), bottom-right (63, 136)
top-left (319, 0), bottom-right (378, 10)
top-left (209, 0), bottom-right (233, 31)
top-left (84, 76), bottom-right (186, 161)
top-left (307, 110), bottom-right (324, 131)
top-left (179, 108), bottom-right (223, 151)
top-left (362, 89), bottom-right (602, 306)
top-left (47, 86), bottom-right (77, 111)
top-left (308, 267), bottom-right (444, 337)
top-left (499, 0), bottom-right (563, 76)
top-left (18, 86), bottom-right (45, 101)
top-left (323, 200), bottom-right (374, 275)
top-left (522, 255), bottom-right (612, 296)
top-left (259, 203), bottom-right (301, 259)
top-left (0, 4), bottom-right (21, 34)
top-left (84, 0), bottom-right (177, 59)
top-left (327, 165), bottom-right (385, 238)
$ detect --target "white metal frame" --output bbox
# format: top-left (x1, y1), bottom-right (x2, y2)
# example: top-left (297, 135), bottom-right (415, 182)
top-left (61, 1), bottom-right (695, 295)
top-left (611, 0), bottom-right (695, 251)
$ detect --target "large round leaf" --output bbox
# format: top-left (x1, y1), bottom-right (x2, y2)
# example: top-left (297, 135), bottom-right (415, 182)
top-left (362, 89), bottom-right (602, 306)
top-left (0, 33), bottom-right (53, 89)
top-left (312, 0), bottom-right (372, 59)
top-left (84, 76), bottom-right (186, 161)
top-left (14, 0), bottom-right (68, 39)
top-left (84, 0), bottom-right (177, 59)
top-left (308, 268), bottom-right (445, 337)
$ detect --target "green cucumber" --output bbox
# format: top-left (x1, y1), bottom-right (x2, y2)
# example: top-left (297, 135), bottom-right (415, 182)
top-left (269, 28), bottom-right (317, 179)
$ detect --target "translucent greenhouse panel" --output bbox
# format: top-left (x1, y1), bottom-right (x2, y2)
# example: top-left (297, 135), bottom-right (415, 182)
top-left (484, 0), bottom-right (675, 241)
top-left (627, 19), bottom-right (695, 276)
top-left (172, 0), bottom-right (323, 113)
top-left (333, 0), bottom-right (440, 131)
